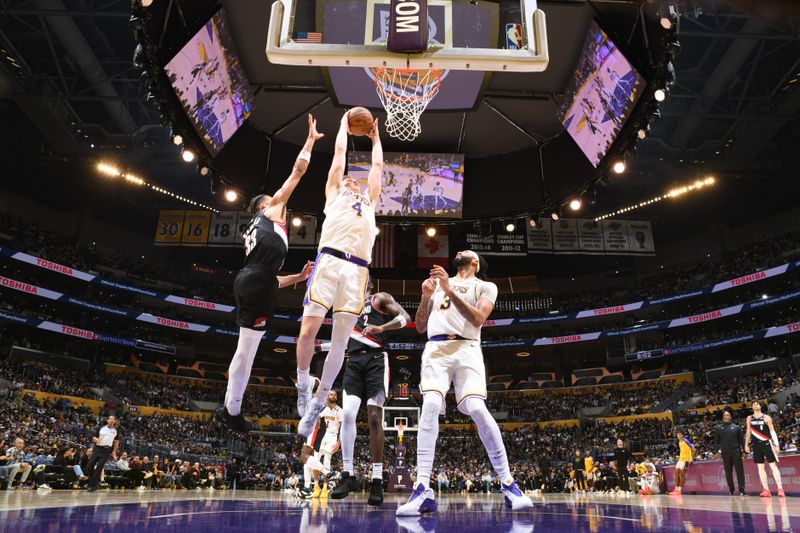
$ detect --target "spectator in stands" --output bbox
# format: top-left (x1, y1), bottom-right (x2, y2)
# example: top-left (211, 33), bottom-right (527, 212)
top-left (2, 437), bottom-right (32, 490)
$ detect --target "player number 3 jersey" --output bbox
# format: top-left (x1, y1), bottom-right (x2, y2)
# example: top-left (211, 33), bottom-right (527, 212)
top-left (427, 277), bottom-right (498, 341)
top-left (318, 188), bottom-right (377, 263)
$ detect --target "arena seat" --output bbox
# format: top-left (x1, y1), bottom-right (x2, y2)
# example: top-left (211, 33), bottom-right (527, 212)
top-left (138, 363), bottom-right (164, 374)
top-left (598, 375), bottom-right (624, 384)
top-left (175, 367), bottom-right (202, 378)
top-left (517, 382), bottom-right (540, 390)
top-left (635, 370), bottom-right (663, 381)
top-left (262, 377), bottom-right (287, 387)
top-left (487, 382), bottom-right (507, 392)
top-left (541, 381), bottom-right (562, 389)
top-left (572, 377), bottom-right (598, 387)
top-left (203, 371), bottom-right (227, 381)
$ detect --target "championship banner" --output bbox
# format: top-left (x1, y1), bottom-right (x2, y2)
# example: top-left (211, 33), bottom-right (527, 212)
top-left (577, 219), bottom-right (604, 254)
top-left (551, 218), bottom-right (580, 253)
top-left (527, 218), bottom-right (553, 253)
top-left (528, 218), bottom-right (655, 255)
top-left (460, 221), bottom-right (527, 256)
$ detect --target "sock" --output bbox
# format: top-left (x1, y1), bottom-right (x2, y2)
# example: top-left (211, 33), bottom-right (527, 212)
top-left (314, 313), bottom-right (358, 402)
top-left (306, 455), bottom-right (327, 474)
top-left (372, 463), bottom-right (383, 481)
top-left (758, 464), bottom-right (769, 490)
top-left (304, 462), bottom-right (312, 489)
top-left (769, 462), bottom-right (783, 489)
top-left (415, 393), bottom-right (441, 489)
top-left (224, 328), bottom-right (266, 416)
top-left (341, 393), bottom-right (361, 476)
top-left (297, 368), bottom-right (310, 389)
top-left (461, 397), bottom-right (512, 483)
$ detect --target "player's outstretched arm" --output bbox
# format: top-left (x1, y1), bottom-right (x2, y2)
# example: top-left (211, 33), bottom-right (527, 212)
top-left (267, 115), bottom-right (324, 221)
top-left (430, 265), bottom-right (495, 328)
top-left (366, 119), bottom-right (383, 206)
top-left (277, 261), bottom-right (314, 289)
top-left (325, 112), bottom-right (350, 203)
top-left (362, 293), bottom-right (411, 336)
top-left (415, 278), bottom-right (436, 334)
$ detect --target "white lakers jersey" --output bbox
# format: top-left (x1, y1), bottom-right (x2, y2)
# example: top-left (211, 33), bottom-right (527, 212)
top-left (318, 188), bottom-right (377, 263)
top-left (319, 405), bottom-right (342, 437)
top-left (427, 277), bottom-right (498, 341)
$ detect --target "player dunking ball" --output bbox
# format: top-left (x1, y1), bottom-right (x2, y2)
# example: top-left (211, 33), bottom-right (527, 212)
top-left (295, 112), bottom-right (383, 436)
top-left (330, 290), bottom-right (411, 506)
top-left (745, 400), bottom-right (785, 497)
top-left (396, 251), bottom-right (533, 516)
top-left (215, 114), bottom-right (323, 432)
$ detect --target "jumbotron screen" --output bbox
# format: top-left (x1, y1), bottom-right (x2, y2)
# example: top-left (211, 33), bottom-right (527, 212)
top-left (165, 9), bottom-right (253, 155)
top-left (348, 152), bottom-right (464, 218)
top-left (558, 21), bottom-right (645, 167)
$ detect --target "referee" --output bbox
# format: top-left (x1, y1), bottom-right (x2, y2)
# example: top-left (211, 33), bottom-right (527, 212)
top-left (86, 415), bottom-right (119, 492)
top-left (714, 410), bottom-right (746, 496)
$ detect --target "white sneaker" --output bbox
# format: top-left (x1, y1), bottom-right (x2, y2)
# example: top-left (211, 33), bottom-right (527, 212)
top-left (298, 396), bottom-right (325, 437)
top-left (501, 481), bottom-right (533, 511)
top-left (396, 484), bottom-right (437, 516)
top-left (296, 376), bottom-right (319, 417)
top-left (37, 484), bottom-right (51, 490)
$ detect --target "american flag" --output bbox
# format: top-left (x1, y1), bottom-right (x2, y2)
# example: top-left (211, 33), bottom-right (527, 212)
top-left (292, 31), bottom-right (323, 44)
top-left (371, 224), bottom-right (396, 268)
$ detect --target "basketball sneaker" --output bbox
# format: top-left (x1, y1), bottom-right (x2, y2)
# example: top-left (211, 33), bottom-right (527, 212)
top-left (668, 488), bottom-right (682, 496)
top-left (298, 396), bottom-right (325, 437)
top-left (296, 377), bottom-right (318, 417)
top-left (778, 489), bottom-right (786, 497)
top-left (297, 487), bottom-right (313, 499)
top-left (312, 484), bottom-right (321, 499)
top-left (759, 489), bottom-right (771, 497)
top-left (501, 480), bottom-right (533, 510)
top-left (396, 484), bottom-right (437, 516)
top-left (320, 485), bottom-right (328, 499)
top-left (367, 478), bottom-right (384, 507)
top-left (331, 472), bottom-right (359, 499)
top-left (214, 407), bottom-right (253, 433)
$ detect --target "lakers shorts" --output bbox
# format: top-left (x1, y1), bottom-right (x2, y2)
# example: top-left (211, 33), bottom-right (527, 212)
top-left (419, 339), bottom-right (487, 410)
top-left (303, 253), bottom-right (369, 317)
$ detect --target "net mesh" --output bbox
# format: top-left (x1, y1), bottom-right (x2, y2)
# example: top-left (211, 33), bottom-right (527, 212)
top-left (375, 68), bottom-right (442, 142)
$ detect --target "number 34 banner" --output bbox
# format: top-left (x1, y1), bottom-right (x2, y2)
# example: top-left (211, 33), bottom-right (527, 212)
top-left (154, 210), bottom-right (318, 248)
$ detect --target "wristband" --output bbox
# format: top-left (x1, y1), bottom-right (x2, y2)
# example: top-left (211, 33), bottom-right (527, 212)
top-left (298, 150), bottom-right (311, 162)
top-left (397, 315), bottom-right (408, 328)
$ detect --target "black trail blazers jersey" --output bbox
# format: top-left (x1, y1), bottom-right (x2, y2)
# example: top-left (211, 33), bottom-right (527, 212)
top-left (348, 296), bottom-right (393, 351)
top-left (242, 213), bottom-right (289, 271)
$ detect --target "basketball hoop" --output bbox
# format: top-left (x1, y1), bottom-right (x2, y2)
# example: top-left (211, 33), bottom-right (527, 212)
top-left (374, 67), bottom-right (442, 142)
top-left (396, 421), bottom-right (406, 445)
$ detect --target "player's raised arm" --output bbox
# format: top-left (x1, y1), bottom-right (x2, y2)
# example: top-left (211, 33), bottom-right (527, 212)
top-left (415, 278), bottom-right (436, 334)
top-left (362, 292), bottom-right (410, 336)
top-left (325, 112), bottom-right (350, 203)
top-left (365, 119), bottom-right (383, 206)
top-left (430, 265), bottom-right (495, 327)
top-left (266, 114), bottom-right (324, 221)
top-left (277, 261), bottom-right (314, 289)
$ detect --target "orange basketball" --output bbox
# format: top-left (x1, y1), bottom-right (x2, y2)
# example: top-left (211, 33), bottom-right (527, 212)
top-left (348, 107), bottom-right (374, 136)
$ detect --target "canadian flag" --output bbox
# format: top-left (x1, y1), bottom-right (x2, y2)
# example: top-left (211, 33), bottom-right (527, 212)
top-left (417, 226), bottom-right (449, 269)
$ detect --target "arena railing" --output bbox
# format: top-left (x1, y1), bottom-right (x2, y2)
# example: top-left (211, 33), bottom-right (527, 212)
top-left (3, 268), bottom-right (799, 352)
top-left (2, 243), bottom-right (798, 327)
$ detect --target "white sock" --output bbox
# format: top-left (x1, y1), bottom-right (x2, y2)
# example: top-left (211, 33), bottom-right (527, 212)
top-left (415, 392), bottom-right (441, 489)
top-left (224, 328), bottom-right (265, 416)
top-left (304, 462), bottom-right (312, 489)
top-left (461, 397), bottom-right (512, 483)
top-left (314, 313), bottom-right (358, 402)
top-left (306, 455), bottom-right (327, 474)
top-left (372, 463), bottom-right (383, 480)
top-left (341, 392), bottom-right (361, 475)
top-left (769, 462), bottom-right (783, 489)
top-left (758, 464), bottom-right (769, 490)
top-left (297, 368), bottom-right (310, 389)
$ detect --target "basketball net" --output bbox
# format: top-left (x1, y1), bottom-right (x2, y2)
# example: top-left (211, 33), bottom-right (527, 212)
top-left (396, 422), bottom-right (406, 446)
top-left (375, 68), bottom-right (441, 142)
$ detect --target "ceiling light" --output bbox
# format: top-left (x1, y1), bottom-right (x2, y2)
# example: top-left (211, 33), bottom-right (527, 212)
top-left (172, 134), bottom-right (183, 146)
top-left (292, 216), bottom-right (302, 227)
top-left (516, 351), bottom-right (531, 357)
top-left (505, 222), bottom-right (516, 233)
top-left (551, 212), bottom-right (559, 221)
top-left (273, 347), bottom-right (287, 353)
top-left (225, 189), bottom-right (239, 202)
top-left (612, 160), bottom-right (626, 174)
top-left (182, 149), bottom-right (195, 163)
top-left (569, 198), bottom-right (582, 211)
top-left (396, 355), bottom-right (409, 360)
top-left (529, 218), bottom-right (537, 228)
top-left (654, 88), bottom-right (667, 102)
top-left (426, 227), bottom-right (437, 237)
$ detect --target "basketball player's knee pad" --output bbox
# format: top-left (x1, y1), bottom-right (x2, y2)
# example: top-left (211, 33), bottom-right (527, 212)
top-left (457, 396), bottom-right (488, 417)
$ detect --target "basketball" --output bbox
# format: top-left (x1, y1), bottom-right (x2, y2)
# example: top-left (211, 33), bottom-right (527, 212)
top-left (348, 107), bottom-right (374, 136)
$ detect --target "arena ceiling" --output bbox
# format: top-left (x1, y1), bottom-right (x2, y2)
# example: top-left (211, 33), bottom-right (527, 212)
top-left (0, 0), bottom-right (799, 238)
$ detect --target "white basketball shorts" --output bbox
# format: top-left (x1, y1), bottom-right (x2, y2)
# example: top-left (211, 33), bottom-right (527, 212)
top-left (303, 253), bottom-right (369, 317)
top-left (419, 339), bottom-right (487, 410)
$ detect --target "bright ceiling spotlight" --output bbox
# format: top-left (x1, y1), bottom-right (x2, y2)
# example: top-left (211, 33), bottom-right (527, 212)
top-left (292, 216), bottom-right (302, 227)
top-left (528, 218), bottom-right (537, 228)
top-left (569, 198), bottom-right (582, 211)
top-left (612, 160), bottom-right (626, 174)
top-left (654, 88), bottom-right (667, 102)
top-left (426, 227), bottom-right (437, 237)
top-left (140, 0), bottom-right (154, 7)
top-left (551, 212), bottom-right (560, 221)
top-left (505, 221), bottom-right (516, 233)
top-left (182, 148), bottom-right (195, 163)
top-left (172, 134), bottom-right (183, 146)
top-left (660, 5), bottom-right (678, 30)
top-left (224, 189), bottom-right (239, 202)
top-left (198, 165), bottom-right (210, 177)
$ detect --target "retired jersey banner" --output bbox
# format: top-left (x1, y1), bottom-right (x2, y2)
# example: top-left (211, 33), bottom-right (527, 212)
top-left (153, 210), bottom-right (185, 245)
top-left (528, 218), bottom-right (655, 255)
top-left (154, 210), bottom-right (252, 247)
top-left (288, 214), bottom-right (318, 249)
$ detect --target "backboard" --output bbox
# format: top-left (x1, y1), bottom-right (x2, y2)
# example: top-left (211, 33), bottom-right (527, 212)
top-left (266, 0), bottom-right (549, 73)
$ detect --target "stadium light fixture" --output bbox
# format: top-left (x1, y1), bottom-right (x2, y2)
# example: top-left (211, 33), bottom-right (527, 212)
top-left (97, 162), bottom-right (121, 177)
top-left (654, 88), bottom-right (667, 102)
top-left (225, 189), bottom-right (239, 203)
top-left (595, 176), bottom-right (717, 221)
top-left (426, 227), bottom-right (437, 237)
top-left (505, 221), bottom-right (516, 233)
top-left (182, 148), bottom-right (195, 163)
top-left (529, 218), bottom-right (537, 228)
top-left (612, 160), bottom-right (626, 174)
top-left (569, 198), bottom-right (582, 211)
top-left (551, 212), bottom-right (559, 221)
top-left (292, 216), bottom-right (303, 227)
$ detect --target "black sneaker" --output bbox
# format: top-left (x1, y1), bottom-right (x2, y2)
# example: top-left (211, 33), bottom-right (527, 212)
top-left (297, 487), bottom-right (313, 499)
top-left (215, 407), bottom-right (253, 433)
top-left (367, 478), bottom-right (383, 507)
top-left (331, 472), bottom-right (359, 500)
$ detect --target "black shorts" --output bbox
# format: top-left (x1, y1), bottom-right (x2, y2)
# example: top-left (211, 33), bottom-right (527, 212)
top-left (342, 350), bottom-right (389, 402)
top-left (752, 441), bottom-right (777, 464)
top-left (233, 267), bottom-right (278, 331)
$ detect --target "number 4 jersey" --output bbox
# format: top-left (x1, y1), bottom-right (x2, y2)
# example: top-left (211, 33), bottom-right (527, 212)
top-left (241, 213), bottom-right (289, 272)
top-left (427, 277), bottom-right (498, 341)
top-left (318, 188), bottom-right (376, 263)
